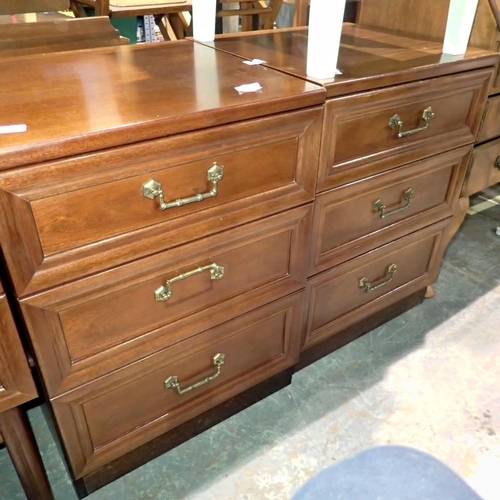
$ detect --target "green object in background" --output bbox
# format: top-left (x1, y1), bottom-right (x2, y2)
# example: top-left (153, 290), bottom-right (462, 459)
top-left (110, 17), bottom-right (137, 44)
top-left (83, 7), bottom-right (137, 44)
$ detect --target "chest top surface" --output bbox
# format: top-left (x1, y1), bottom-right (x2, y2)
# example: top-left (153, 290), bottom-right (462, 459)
top-left (0, 40), bottom-right (324, 170)
top-left (210, 24), bottom-right (499, 98)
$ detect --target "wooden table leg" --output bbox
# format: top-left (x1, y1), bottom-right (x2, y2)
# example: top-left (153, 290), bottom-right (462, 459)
top-left (0, 407), bottom-right (53, 500)
top-left (293, 0), bottom-right (308, 26)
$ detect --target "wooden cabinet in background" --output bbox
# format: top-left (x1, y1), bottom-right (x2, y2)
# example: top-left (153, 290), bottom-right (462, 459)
top-left (0, 280), bottom-right (53, 500)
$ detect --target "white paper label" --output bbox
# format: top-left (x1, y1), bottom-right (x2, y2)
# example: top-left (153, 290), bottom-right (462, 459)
top-left (0, 124), bottom-right (27, 134)
top-left (235, 82), bottom-right (263, 94)
top-left (242, 59), bottom-right (267, 66)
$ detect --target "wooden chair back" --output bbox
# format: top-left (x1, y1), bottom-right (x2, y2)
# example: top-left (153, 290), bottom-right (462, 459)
top-left (217, 1), bottom-right (283, 31)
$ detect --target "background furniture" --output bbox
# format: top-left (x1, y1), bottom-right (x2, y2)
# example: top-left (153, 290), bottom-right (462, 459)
top-left (1, 0), bottom-right (69, 15)
top-left (0, 16), bottom-right (128, 56)
top-left (0, 278), bottom-right (53, 500)
top-left (217, 0), bottom-right (283, 31)
top-left (70, 0), bottom-right (192, 41)
top-left (0, 0), bottom-right (128, 54)
top-left (290, 0), bottom-right (360, 26)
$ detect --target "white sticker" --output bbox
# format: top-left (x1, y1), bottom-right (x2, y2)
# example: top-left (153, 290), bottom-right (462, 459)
top-left (0, 124), bottom-right (27, 134)
top-left (242, 59), bottom-right (267, 66)
top-left (235, 82), bottom-right (263, 94)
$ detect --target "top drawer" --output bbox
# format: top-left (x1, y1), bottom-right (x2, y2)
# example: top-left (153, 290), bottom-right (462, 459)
top-left (317, 69), bottom-right (492, 191)
top-left (0, 108), bottom-right (322, 297)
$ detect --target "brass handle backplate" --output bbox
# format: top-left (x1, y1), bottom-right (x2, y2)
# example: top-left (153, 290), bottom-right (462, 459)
top-left (373, 188), bottom-right (415, 219)
top-left (154, 262), bottom-right (225, 302)
top-left (142, 163), bottom-right (224, 210)
top-left (389, 106), bottom-right (435, 138)
top-left (495, 156), bottom-right (500, 170)
top-left (164, 353), bottom-right (225, 396)
top-left (359, 263), bottom-right (398, 293)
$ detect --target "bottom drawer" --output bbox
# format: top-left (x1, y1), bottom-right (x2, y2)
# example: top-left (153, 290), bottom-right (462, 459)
top-left (304, 219), bottom-right (450, 350)
top-left (52, 292), bottom-right (304, 478)
top-left (463, 138), bottom-right (500, 197)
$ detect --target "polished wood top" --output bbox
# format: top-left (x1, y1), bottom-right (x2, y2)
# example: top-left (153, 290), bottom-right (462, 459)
top-left (0, 40), bottom-right (324, 170)
top-left (209, 24), bottom-right (500, 98)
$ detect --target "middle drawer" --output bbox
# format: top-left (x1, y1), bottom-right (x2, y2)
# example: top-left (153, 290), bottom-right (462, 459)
top-left (310, 146), bottom-right (470, 275)
top-left (21, 205), bottom-right (312, 397)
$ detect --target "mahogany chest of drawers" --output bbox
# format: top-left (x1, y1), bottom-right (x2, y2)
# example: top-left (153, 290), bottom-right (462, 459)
top-left (0, 26), bottom-right (498, 496)
top-left (210, 24), bottom-right (498, 358)
top-left (0, 39), bottom-right (324, 493)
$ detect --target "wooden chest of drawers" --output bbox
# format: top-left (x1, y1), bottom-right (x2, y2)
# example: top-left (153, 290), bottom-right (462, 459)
top-left (0, 39), bottom-right (324, 491)
top-left (211, 24), bottom-right (497, 357)
top-left (0, 26), bottom-right (497, 496)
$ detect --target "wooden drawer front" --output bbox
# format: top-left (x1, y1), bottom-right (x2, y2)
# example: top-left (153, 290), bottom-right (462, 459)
top-left (22, 205), bottom-right (312, 397)
top-left (51, 292), bottom-right (304, 477)
top-left (477, 95), bottom-right (500, 143)
top-left (463, 138), bottom-right (500, 196)
top-left (310, 147), bottom-right (470, 275)
top-left (0, 292), bottom-right (37, 412)
top-left (304, 219), bottom-right (449, 350)
top-left (0, 107), bottom-right (322, 297)
top-left (318, 69), bottom-right (491, 191)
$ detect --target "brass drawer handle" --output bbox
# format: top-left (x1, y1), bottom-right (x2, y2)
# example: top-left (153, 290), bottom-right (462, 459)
top-left (359, 263), bottom-right (398, 293)
top-left (164, 353), bottom-right (226, 396)
top-left (373, 188), bottom-right (415, 219)
top-left (154, 262), bottom-right (225, 302)
top-left (389, 106), bottom-right (435, 138)
top-left (495, 156), bottom-right (500, 170)
top-left (142, 163), bottom-right (224, 210)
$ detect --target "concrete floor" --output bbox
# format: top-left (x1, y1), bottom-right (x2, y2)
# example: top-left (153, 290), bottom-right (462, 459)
top-left (1, 191), bottom-right (499, 500)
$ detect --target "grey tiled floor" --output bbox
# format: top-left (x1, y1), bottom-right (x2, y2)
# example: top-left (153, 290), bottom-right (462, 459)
top-left (1, 194), bottom-right (499, 500)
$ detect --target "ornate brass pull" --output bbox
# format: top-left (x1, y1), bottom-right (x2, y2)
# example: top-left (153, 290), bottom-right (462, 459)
top-left (142, 163), bottom-right (224, 210)
top-left (154, 262), bottom-right (225, 302)
top-left (165, 353), bottom-right (226, 396)
top-left (495, 156), bottom-right (500, 170)
top-left (373, 188), bottom-right (415, 219)
top-left (389, 107), bottom-right (435, 138)
top-left (359, 263), bottom-right (397, 293)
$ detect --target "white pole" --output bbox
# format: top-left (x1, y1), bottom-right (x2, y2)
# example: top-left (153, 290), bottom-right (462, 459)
top-left (192, 0), bottom-right (217, 42)
top-left (442, 0), bottom-right (480, 55)
top-left (306, 0), bottom-right (346, 79)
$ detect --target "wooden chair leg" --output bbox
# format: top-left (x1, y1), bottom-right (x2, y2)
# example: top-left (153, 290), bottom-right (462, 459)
top-left (169, 13), bottom-right (186, 39)
top-left (70, 0), bottom-right (88, 17)
top-left (0, 407), bottom-right (53, 500)
top-left (293, 0), bottom-right (308, 26)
